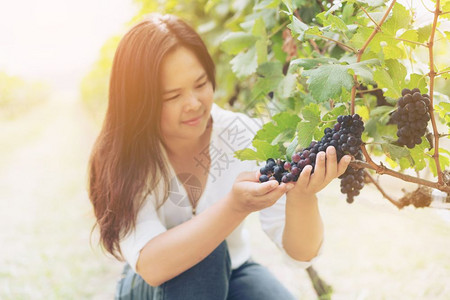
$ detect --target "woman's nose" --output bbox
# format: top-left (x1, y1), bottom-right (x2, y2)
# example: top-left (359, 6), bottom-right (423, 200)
top-left (185, 91), bottom-right (202, 110)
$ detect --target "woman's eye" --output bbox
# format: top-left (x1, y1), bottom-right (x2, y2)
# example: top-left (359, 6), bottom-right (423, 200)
top-left (165, 94), bottom-right (180, 102)
top-left (196, 81), bottom-right (207, 89)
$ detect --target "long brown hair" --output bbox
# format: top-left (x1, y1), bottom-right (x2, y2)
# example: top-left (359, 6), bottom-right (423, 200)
top-left (88, 13), bottom-right (216, 260)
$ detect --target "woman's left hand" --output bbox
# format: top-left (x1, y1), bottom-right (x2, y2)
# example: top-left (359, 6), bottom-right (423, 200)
top-left (287, 146), bottom-right (351, 199)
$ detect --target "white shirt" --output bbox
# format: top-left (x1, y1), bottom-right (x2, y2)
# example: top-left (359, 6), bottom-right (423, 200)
top-left (120, 103), bottom-right (320, 272)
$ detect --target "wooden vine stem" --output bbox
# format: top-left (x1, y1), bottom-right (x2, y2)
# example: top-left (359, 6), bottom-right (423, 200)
top-left (427, 0), bottom-right (444, 185)
top-left (350, 0), bottom-right (397, 114)
top-left (351, 158), bottom-right (450, 194)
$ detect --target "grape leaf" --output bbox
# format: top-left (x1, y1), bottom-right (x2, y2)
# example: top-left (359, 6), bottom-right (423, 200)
top-left (373, 59), bottom-right (406, 98)
top-left (426, 148), bottom-right (450, 177)
top-left (254, 112), bottom-right (300, 143)
top-left (323, 105), bottom-right (348, 122)
top-left (286, 135), bottom-right (298, 160)
top-left (358, 0), bottom-right (384, 7)
top-left (288, 15), bottom-right (309, 41)
top-left (230, 47), bottom-right (258, 78)
top-left (255, 39), bottom-right (268, 65)
top-left (417, 25), bottom-right (432, 43)
top-left (290, 57), bottom-right (338, 70)
top-left (272, 112), bottom-right (302, 130)
top-left (302, 103), bottom-right (321, 123)
top-left (277, 73), bottom-right (297, 99)
top-left (407, 73), bottom-right (428, 93)
top-left (409, 137), bottom-right (430, 171)
top-left (221, 32), bottom-right (257, 55)
top-left (297, 121), bottom-right (317, 148)
top-left (383, 3), bottom-right (411, 36)
top-left (381, 143), bottom-right (414, 165)
top-left (303, 64), bottom-right (354, 102)
top-left (234, 140), bottom-right (281, 162)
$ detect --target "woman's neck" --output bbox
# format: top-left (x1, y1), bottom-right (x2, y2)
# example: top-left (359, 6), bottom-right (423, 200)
top-left (164, 116), bottom-right (213, 159)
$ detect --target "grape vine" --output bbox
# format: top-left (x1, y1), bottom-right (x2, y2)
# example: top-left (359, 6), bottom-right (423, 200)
top-left (223, 0), bottom-right (450, 207)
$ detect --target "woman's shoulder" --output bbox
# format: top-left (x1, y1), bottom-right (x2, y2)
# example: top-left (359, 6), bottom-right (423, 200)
top-left (211, 103), bottom-right (262, 134)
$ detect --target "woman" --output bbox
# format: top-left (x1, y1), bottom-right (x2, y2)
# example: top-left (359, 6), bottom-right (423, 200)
top-left (88, 13), bottom-right (351, 300)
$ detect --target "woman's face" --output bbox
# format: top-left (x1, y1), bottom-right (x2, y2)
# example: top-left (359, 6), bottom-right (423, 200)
top-left (159, 46), bottom-right (214, 144)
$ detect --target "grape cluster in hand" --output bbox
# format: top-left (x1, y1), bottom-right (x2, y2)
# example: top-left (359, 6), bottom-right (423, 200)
top-left (339, 152), bottom-right (365, 203)
top-left (391, 88), bottom-right (431, 149)
top-left (259, 114), bottom-right (365, 185)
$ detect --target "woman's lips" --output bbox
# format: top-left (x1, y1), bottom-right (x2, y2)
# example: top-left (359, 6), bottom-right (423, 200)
top-left (182, 113), bottom-right (203, 126)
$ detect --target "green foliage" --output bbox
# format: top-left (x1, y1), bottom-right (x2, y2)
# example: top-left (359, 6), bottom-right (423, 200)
top-left (0, 72), bottom-right (50, 119)
top-left (81, 0), bottom-right (450, 181)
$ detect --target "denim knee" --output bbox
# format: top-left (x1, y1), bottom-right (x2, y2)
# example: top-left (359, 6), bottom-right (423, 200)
top-left (115, 240), bottom-right (232, 300)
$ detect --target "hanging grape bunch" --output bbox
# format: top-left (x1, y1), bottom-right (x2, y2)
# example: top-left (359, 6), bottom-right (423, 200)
top-left (391, 88), bottom-right (431, 149)
top-left (259, 114), bottom-right (365, 202)
top-left (339, 151), bottom-right (365, 204)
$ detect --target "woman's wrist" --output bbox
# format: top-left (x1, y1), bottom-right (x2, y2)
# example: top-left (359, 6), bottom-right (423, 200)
top-left (286, 191), bottom-right (317, 205)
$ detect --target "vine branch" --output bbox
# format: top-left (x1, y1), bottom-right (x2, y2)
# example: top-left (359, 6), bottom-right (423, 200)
top-left (350, 0), bottom-right (397, 114)
top-left (350, 160), bottom-right (450, 194)
top-left (359, 5), bottom-right (381, 29)
top-left (363, 170), bottom-right (403, 209)
top-left (393, 37), bottom-right (428, 47)
top-left (428, 0), bottom-right (444, 185)
top-left (435, 69), bottom-right (450, 77)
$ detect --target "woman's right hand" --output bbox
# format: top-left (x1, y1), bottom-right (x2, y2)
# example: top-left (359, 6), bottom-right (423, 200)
top-left (227, 171), bottom-right (293, 215)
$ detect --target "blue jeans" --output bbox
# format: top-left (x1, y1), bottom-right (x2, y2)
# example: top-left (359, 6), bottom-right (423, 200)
top-left (115, 241), bottom-right (296, 300)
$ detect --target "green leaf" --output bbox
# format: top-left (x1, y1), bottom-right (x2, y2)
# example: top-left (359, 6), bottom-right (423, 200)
top-left (383, 3), bottom-right (411, 36)
top-left (277, 73), bottom-right (297, 99)
top-left (281, 0), bottom-right (294, 14)
top-left (347, 59), bottom-right (380, 82)
top-left (254, 112), bottom-right (300, 143)
top-left (381, 143), bottom-right (414, 165)
top-left (417, 25), bottom-right (432, 43)
top-left (220, 32), bottom-right (257, 55)
top-left (288, 15), bottom-right (309, 41)
top-left (272, 112), bottom-right (302, 130)
top-left (290, 57), bottom-right (338, 70)
top-left (427, 148), bottom-right (450, 177)
top-left (399, 30), bottom-right (419, 47)
top-left (409, 137), bottom-right (430, 171)
top-left (407, 73), bottom-right (428, 93)
top-left (323, 105), bottom-right (348, 122)
top-left (303, 64), bottom-right (354, 102)
top-left (373, 59), bottom-right (407, 98)
top-left (252, 17), bottom-right (267, 38)
top-left (230, 47), bottom-right (258, 78)
top-left (297, 121), bottom-right (317, 148)
top-left (358, 0), bottom-right (384, 7)
top-left (234, 140), bottom-right (281, 162)
top-left (255, 39), bottom-right (268, 65)
top-left (302, 103), bottom-right (321, 123)
top-left (383, 44), bottom-right (404, 60)
top-left (286, 135), bottom-right (298, 160)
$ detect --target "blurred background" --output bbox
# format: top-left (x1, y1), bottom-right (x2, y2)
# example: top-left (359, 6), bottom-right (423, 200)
top-left (0, 0), bottom-right (449, 299)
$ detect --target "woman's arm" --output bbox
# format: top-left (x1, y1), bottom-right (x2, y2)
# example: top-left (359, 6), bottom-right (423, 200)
top-left (282, 146), bottom-right (350, 261)
top-left (137, 171), bottom-right (290, 286)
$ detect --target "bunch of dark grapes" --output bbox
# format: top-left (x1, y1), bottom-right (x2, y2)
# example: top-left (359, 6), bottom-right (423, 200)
top-left (259, 114), bottom-right (366, 202)
top-left (391, 88), bottom-right (431, 149)
top-left (339, 152), bottom-right (365, 203)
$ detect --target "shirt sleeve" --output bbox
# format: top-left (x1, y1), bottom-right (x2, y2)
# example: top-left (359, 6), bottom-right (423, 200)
top-left (119, 194), bottom-right (167, 273)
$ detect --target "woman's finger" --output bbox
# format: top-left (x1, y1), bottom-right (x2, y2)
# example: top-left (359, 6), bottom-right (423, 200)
top-left (324, 146), bottom-right (337, 181)
top-left (251, 180), bottom-right (279, 196)
top-left (337, 155), bottom-right (352, 177)
top-left (309, 151), bottom-right (326, 186)
top-left (296, 164), bottom-right (312, 188)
